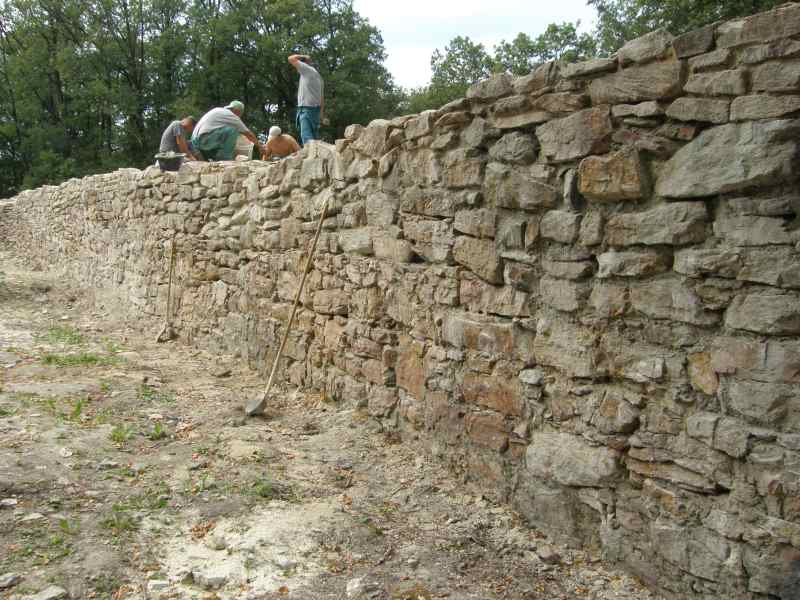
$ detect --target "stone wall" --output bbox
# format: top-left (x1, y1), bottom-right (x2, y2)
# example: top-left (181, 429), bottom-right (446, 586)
top-left (5, 4), bottom-right (800, 598)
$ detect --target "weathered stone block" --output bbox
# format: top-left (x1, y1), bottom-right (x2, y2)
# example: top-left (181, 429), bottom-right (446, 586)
top-left (467, 73), bottom-right (513, 101)
top-left (630, 278), bottom-right (720, 326)
top-left (537, 107), bottom-right (613, 163)
top-left (716, 4), bottom-right (800, 48)
top-left (666, 97), bottom-right (730, 123)
top-left (752, 59), bottom-right (800, 92)
top-left (396, 335), bottom-right (425, 400)
top-left (526, 433), bottom-right (623, 487)
top-left (539, 210), bottom-right (581, 244)
top-left (484, 162), bottom-right (559, 211)
top-left (725, 289), bottom-right (800, 334)
top-left (442, 312), bottom-right (513, 355)
top-left (488, 132), bottom-right (538, 164)
top-left (404, 111), bottom-right (437, 140)
top-left (597, 250), bottom-right (670, 278)
top-left (688, 352), bottom-right (719, 395)
top-left (689, 49), bottom-right (732, 72)
top-left (466, 412), bottom-right (509, 451)
top-left (460, 276), bottom-right (530, 317)
top-left (674, 24), bottom-right (716, 58)
top-left (453, 236), bottom-right (503, 284)
top-left (684, 70), bottom-right (747, 96)
top-left (618, 29), bottom-right (674, 65)
top-left (611, 101), bottom-right (665, 118)
top-left (352, 120), bottom-right (391, 158)
top-left (540, 276), bottom-right (588, 313)
top-left (513, 61), bottom-right (559, 94)
top-left (591, 389), bottom-right (640, 434)
top-left (338, 228), bottom-right (373, 255)
top-left (562, 57), bottom-right (617, 79)
top-left (725, 379), bottom-right (795, 426)
top-left (578, 148), bottom-right (645, 202)
top-left (588, 59), bottom-right (685, 104)
top-left (312, 289), bottom-right (348, 315)
top-left (463, 367), bottom-right (524, 416)
top-left (403, 217), bottom-right (454, 263)
top-left (606, 202), bottom-right (707, 246)
top-left (534, 317), bottom-right (601, 378)
top-left (656, 120), bottom-right (800, 199)
top-left (730, 94), bottom-right (800, 120)
top-left (741, 38), bottom-right (800, 64)
top-left (442, 149), bottom-right (485, 189)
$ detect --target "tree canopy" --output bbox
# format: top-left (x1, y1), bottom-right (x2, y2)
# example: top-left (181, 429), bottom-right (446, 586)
top-left (0, 0), bottom-right (399, 197)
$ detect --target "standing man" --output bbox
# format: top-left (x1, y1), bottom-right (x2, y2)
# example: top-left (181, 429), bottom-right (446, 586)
top-left (288, 54), bottom-right (324, 145)
top-left (159, 116), bottom-right (198, 160)
top-left (191, 100), bottom-right (266, 161)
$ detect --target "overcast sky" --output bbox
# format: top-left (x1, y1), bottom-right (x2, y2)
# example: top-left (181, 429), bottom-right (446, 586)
top-left (351, 0), bottom-right (598, 89)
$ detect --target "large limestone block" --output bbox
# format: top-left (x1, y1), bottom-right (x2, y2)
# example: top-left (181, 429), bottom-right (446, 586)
top-left (561, 57), bottom-right (617, 79)
top-left (463, 367), bottom-right (524, 417)
top-left (588, 59), bottom-right (685, 104)
top-left (539, 210), bottom-right (581, 244)
top-left (618, 29), bottom-right (674, 65)
top-left (442, 148), bottom-right (485, 189)
top-left (454, 208), bottom-right (496, 238)
top-left (526, 433), bottom-right (622, 487)
top-left (578, 148), bottom-right (645, 202)
top-left (441, 312), bottom-right (514, 355)
top-left (597, 250), bottom-right (670, 278)
top-left (683, 70), bottom-right (746, 96)
top-left (751, 59), bottom-right (800, 92)
top-left (689, 49), bottom-right (732, 72)
top-left (539, 276), bottom-right (588, 312)
top-left (460, 276), bottom-right (530, 317)
top-left (606, 203), bottom-right (707, 246)
top-left (725, 289), bottom-right (800, 334)
top-left (513, 61), bottom-right (559, 94)
top-left (537, 107), bottom-right (613, 163)
top-left (488, 132), bottom-right (538, 164)
top-left (484, 162), bottom-right (559, 211)
top-left (716, 3), bottom-right (800, 48)
top-left (666, 97), bottom-right (730, 124)
top-left (467, 72), bottom-right (513, 101)
top-left (351, 120), bottom-right (390, 158)
top-left (630, 278), bottom-right (720, 326)
top-left (533, 317), bottom-right (601, 378)
top-left (656, 121), bottom-right (800, 199)
top-left (453, 236), bottom-right (503, 284)
top-left (713, 214), bottom-right (798, 246)
top-left (725, 380), bottom-right (797, 427)
top-left (404, 110), bottom-right (437, 140)
top-left (731, 94), bottom-right (800, 120)
top-left (674, 24), bottom-right (716, 58)
top-left (396, 335), bottom-right (426, 400)
top-left (403, 216), bottom-right (454, 263)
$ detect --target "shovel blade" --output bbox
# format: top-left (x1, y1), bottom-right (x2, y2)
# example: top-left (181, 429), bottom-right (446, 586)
top-left (245, 393), bottom-right (267, 417)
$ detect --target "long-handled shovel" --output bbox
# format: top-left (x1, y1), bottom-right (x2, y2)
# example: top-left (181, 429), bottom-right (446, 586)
top-left (246, 194), bottom-right (331, 417)
top-left (156, 236), bottom-right (178, 343)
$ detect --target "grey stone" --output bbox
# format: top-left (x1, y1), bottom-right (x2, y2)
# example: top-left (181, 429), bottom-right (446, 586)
top-left (674, 24), bottom-right (716, 58)
top-left (611, 101), bottom-right (665, 118)
top-left (689, 49), bottom-right (733, 72)
top-left (730, 94), bottom-right (800, 120)
top-left (489, 132), bottom-right (538, 164)
top-left (541, 259), bottom-right (594, 280)
top-left (725, 289), bottom-right (800, 334)
top-left (28, 587), bottom-right (68, 600)
top-left (684, 70), bottom-right (747, 96)
top-left (713, 417), bottom-right (749, 458)
top-left (467, 73), bottom-right (513, 101)
top-left (513, 62), bottom-right (560, 94)
top-left (484, 162), bottom-right (559, 211)
top-left (454, 208), bottom-right (496, 238)
top-left (537, 107), bottom-right (613, 163)
top-left (740, 39), bottom-right (800, 64)
top-left (597, 250), bottom-right (669, 278)
top-left (453, 236), bottom-right (503, 284)
top-left (533, 317), bottom-right (601, 378)
top-left (739, 247), bottom-right (800, 288)
top-left (588, 60), bottom-right (685, 104)
top-left (461, 117), bottom-right (501, 148)
top-left (540, 276), bottom-right (588, 312)
top-left (539, 211), bottom-right (581, 244)
top-left (526, 432), bottom-right (622, 487)
top-left (630, 278), bottom-right (720, 326)
top-left (0, 573), bottom-right (21, 590)
top-left (687, 412), bottom-right (719, 444)
top-left (338, 229), bottom-right (373, 255)
top-left (519, 368), bottom-right (545, 385)
top-left (591, 390), bottom-right (640, 434)
top-left (351, 120), bottom-right (390, 158)
top-left (404, 111), bottom-right (437, 140)
top-left (561, 57), bottom-right (617, 79)
top-left (618, 29), bottom-right (674, 65)
top-left (716, 4), bottom-right (800, 49)
top-left (579, 211), bottom-right (604, 246)
top-left (751, 59), bottom-right (800, 92)
top-left (656, 120), bottom-right (800, 199)
top-left (726, 379), bottom-right (795, 426)
top-left (673, 248), bottom-right (741, 279)
top-left (666, 97), bottom-right (730, 123)
top-left (606, 202), bottom-right (707, 246)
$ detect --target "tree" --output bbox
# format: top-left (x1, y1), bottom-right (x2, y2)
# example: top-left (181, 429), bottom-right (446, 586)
top-left (589, 0), bottom-right (786, 55)
top-left (494, 22), bottom-right (597, 75)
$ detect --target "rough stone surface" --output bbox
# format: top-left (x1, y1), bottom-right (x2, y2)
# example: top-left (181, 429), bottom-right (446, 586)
top-left (618, 29), bottom-right (674, 65)
top-left (526, 433), bottom-right (622, 487)
top-left (683, 70), bottom-right (747, 96)
top-left (537, 107), bottom-right (613, 163)
top-left (606, 203), bottom-right (707, 246)
top-left (730, 94), bottom-right (800, 120)
top-left (666, 97), bottom-right (730, 123)
top-left (578, 148), bottom-right (645, 202)
top-left (588, 60), bottom-right (685, 104)
top-left (656, 120), bottom-right (800, 199)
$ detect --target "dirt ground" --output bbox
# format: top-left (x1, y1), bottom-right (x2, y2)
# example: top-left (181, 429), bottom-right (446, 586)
top-left (0, 248), bottom-right (660, 600)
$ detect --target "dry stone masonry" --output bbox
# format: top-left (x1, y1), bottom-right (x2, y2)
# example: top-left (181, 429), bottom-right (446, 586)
top-left (5, 4), bottom-right (800, 598)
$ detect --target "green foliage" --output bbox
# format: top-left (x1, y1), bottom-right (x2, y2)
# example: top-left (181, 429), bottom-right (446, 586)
top-left (41, 352), bottom-right (117, 367)
top-left (109, 423), bottom-right (133, 444)
top-left (0, 0), bottom-right (398, 197)
top-left (148, 420), bottom-right (167, 440)
top-left (494, 23), bottom-right (597, 74)
top-left (43, 325), bottom-right (85, 346)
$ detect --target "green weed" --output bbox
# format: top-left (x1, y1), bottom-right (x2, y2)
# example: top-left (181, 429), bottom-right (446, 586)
top-left (43, 326), bottom-right (84, 346)
top-left (148, 421), bottom-right (167, 441)
top-left (41, 352), bottom-right (118, 367)
top-left (109, 423), bottom-right (133, 444)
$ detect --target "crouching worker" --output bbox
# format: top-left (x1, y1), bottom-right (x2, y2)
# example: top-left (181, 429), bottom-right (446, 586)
top-left (263, 126), bottom-right (300, 160)
top-left (191, 100), bottom-right (265, 161)
top-left (159, 116), bottom-right (198, 160)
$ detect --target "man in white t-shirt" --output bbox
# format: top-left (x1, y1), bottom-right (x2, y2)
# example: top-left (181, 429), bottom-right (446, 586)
top-left (288, 54), bottom-right (325, 145)
top-left (191, 100), bottom-right (266, 161)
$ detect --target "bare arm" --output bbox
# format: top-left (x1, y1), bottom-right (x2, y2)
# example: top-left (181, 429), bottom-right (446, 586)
top-left (176, 136), bottom-right (197, 161)
top-left (289, 136), bottom-right (300, 153)
top-left (242, 130), bottom-right (265, 157)
top-left (288, 54), bottom-right (309, 71)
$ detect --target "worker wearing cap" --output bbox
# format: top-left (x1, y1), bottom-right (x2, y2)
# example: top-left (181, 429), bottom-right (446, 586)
top-left (191, 101), bottom-right (266, 161)
top-left (263, 126), bottom-right (300, 160)
top-left (288, 54), bottom-right (325, 145)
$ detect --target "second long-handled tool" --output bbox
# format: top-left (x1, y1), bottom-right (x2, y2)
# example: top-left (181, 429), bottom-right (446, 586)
top-left (246, 194), bottom-right (330, 417)
top-left (156, 235), bottom-right (178, 343)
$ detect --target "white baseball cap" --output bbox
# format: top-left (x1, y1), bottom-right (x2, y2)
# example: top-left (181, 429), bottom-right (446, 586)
top-left (268, 126), bottom-right (282, 139)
